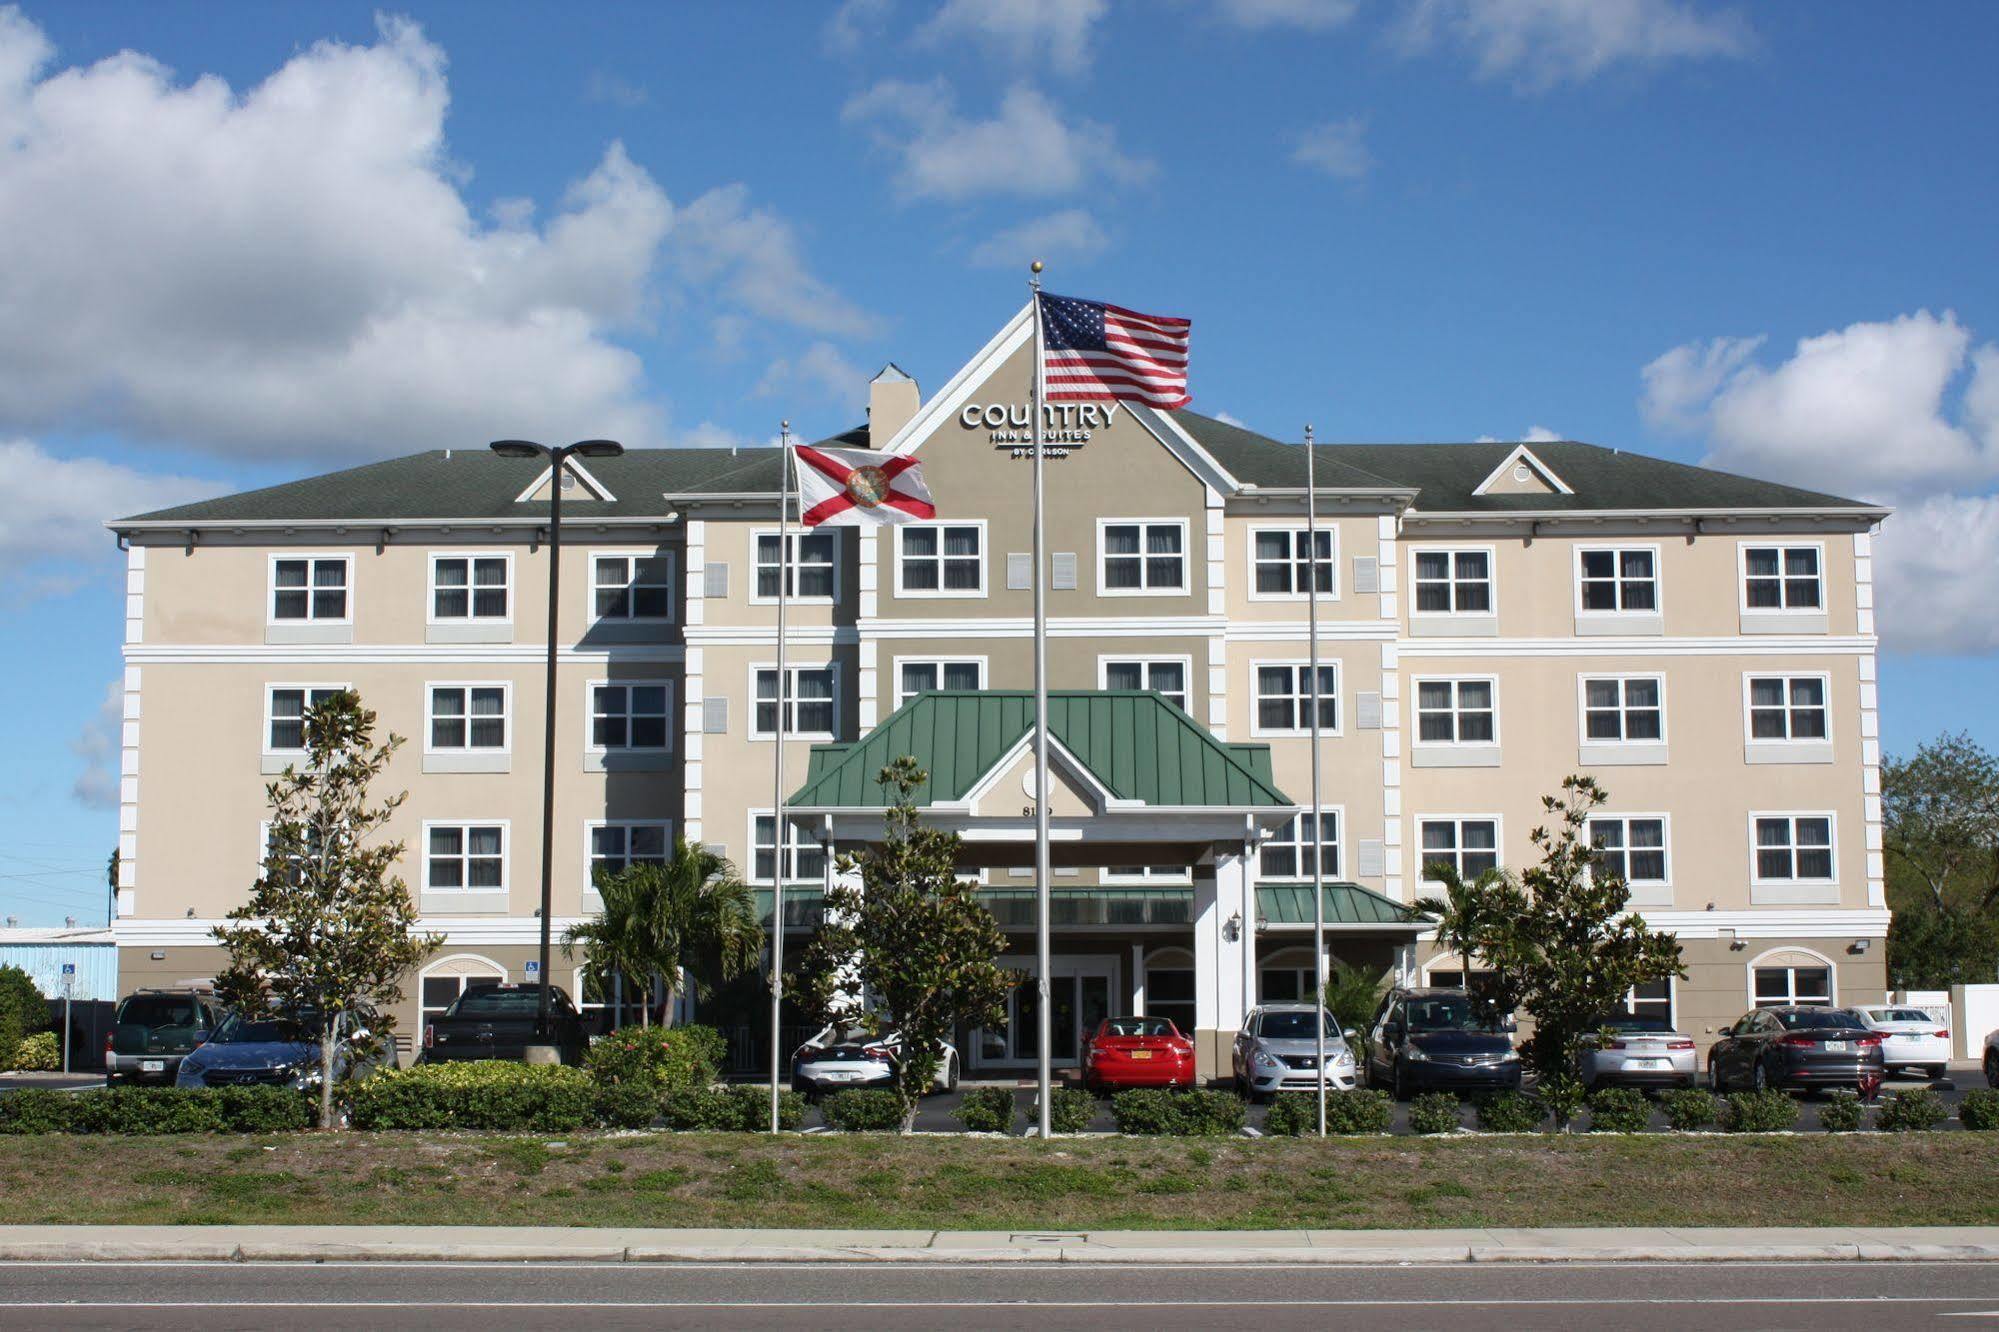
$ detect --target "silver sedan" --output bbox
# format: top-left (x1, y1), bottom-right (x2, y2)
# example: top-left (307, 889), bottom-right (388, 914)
top-left (1578, 1015), bottom-right (1697, 1090)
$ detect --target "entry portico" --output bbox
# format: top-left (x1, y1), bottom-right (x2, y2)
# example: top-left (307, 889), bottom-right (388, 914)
top-left (784, 689), bottom-right (1424, 1079)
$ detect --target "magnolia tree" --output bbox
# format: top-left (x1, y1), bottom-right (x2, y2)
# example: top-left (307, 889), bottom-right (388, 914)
top-left (790, 756), bottom-right (1013, 1131)
top-left (213, 691), bottom-right (438, 1129)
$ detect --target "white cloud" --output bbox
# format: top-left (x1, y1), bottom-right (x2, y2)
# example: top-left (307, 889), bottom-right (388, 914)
top-left (1293, 117), bottom-right (1374, 181)
top-left (969, 209), bottom-right (1109, 269)
top-left (844, 80), bottom-right (1154, 203)
top-left (1214, 0), bottom-right (1358, 31)
top-left (1398, 0), bottom-right (1752, 91)
top-left (671, 185), bottom-right (877, 338)
top-left (1639, 334), bottom-right (1764, 432)
top-left (584, 70), bottom-right (648, 108)
top-left (1474, 426), bottom-right (1562, 442)
top-left (825, 0), bottom-right (893, 54)
top-left (1212, 410), bottom-right (1249, 428)
top-left (755, 342), bottom-right (869, 414)
top-left (70, 679), bottom-right (123, 811)
top-left (916, 0), bottom-right (1107, 73)
top-left (0, 439), bottom-right (213, 602)
top-left (1872, 494), bottom-right (1999, 656)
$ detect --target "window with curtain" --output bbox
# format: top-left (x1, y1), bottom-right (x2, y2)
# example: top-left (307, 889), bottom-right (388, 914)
top-left (1415, 678), bottom-right (1496, 744)
top-left (755, 532), bottom-right (836, 599)
top-left (1582, 676), bottom-right (1664, 742)
top-left (426, 824), bottom-right (505, 891)
top-left (589, 824), bottom-right (669, 881)
top-left (896, 659), bottom-right (982, 706)
top-left (755, 666), bottom-right (836, 736)
top-left (429, 685), bottom-right (507, 750)
top-left (1252, 528), bottom-right (1336, 596)
top-left (1589, 816), bottom-right (1668, 884)
top-left (1412, 549), bottom-right (1492, 614)
top-left (1419, 818), bottom-right (1499, 880)
top-left (593, 554), bottom-right (674, 620)
top-left (1101, 521), bottom-right (1186, 592)
top-left (1102, 659), bottom-right (1188, 710)
top-left (590, 683), bottom-right (671, 750)
top-left (1254, 663), bottom-right (1338, 733)
top-left (432, 556), bottom-right (509, 620)
top-left (1259, 810), bottom-right (1340, 879)
top-left (1747, 676), bottom-right (1828, 740)
top-left (1753, 816), bottom-right (1834, 881)
top-left (899, 524), bottom-right (983, 593)
top-left (752, 812), bottom-right (827, 883)
top-left (266, 686), bottom-right (345, 751)
top-left (271, 557), bottom-right (348, 621)
top-left (1577, 548), bottom-right (1657, 612)
top-left (1743, 545), bottom-right (1822, 610)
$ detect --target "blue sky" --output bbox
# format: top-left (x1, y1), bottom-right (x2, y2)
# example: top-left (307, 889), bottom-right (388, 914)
top-left (1, 0), bottom-right (1994, 923)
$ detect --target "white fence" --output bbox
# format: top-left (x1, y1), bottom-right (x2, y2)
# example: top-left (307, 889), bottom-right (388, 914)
top-left (1953, 984), bottom-right (1999, 1062)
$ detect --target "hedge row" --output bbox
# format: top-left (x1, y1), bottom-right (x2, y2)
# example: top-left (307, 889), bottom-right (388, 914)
top-left (346, 1063), bottom-right (599, 1131)
top-left (0, 1086), bottom-right (311, 1134)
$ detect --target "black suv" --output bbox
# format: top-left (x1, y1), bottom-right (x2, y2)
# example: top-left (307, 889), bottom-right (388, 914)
top-left (1365, 986), bottom-right (1521, 1099)
top-left (105, 988), bottom-right (226, 1084)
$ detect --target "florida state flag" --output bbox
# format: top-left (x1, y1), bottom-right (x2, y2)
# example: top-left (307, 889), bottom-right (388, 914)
top-left (794, 445), bottom-right (936, 527)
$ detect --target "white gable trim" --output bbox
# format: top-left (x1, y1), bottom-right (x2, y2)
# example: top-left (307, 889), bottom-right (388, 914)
top-left (946, 732), bottom-right (1141, 815)
top-left (881, 305), bottom-right (1035, 457)
top-left (1473, 444), bottom-right (1572, 497)
top-left (513, 457), bottom-right (618, 505)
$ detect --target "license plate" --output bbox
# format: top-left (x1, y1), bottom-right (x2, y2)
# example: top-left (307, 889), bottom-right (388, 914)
top-left (1131, 1050), bottom-right (1153, 1060)
top-left (1627, 1058), bottom-right (1669, 1069)
top-left (1826, 1041), bottom-right (1850, 1053)
top-left (140, 1061), bottom-right (164, 1073)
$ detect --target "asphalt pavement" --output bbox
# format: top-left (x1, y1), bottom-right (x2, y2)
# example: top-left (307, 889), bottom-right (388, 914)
top-left (6, 1259), bottom-right (1999, 1329)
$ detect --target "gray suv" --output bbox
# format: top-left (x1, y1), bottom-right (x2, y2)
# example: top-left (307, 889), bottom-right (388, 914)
top-left (105, 988), bottom-right (225, 1084)
top-left (1232, 1004), bottom-right (1358, 1101)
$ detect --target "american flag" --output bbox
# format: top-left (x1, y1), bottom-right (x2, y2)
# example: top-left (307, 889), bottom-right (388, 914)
top-left (1037, 292), bottom-right (1191, 409)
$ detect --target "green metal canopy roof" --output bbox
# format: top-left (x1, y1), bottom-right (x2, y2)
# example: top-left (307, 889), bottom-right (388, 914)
top-left (1256, 882), bottom-right (1419, 927)
top-left (788, 690), bottom-right (1293, 810)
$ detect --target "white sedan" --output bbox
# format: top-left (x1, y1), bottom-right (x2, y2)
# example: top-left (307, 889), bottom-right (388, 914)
top-left (789, 1025), bottom-right (959, 1099)
top-left (1853, 1006), bottom-right (1951, 1081)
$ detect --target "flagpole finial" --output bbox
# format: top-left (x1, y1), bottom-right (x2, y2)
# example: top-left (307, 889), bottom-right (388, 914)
top-left (1030, 260), bottom-right (1043, 274)
top-left (781, 419), bottom-right (790, 432)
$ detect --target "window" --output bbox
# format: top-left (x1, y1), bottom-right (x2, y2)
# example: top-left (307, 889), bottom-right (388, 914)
top-left (593, 554), bottom-right (674, 621)
top-left (265, 686), bottom-right (345, 752)
top-left (1259, 810), bottom-right (1340, 879)
top-left (1753, 815), bottom-right (1834, 882)
top-left (431, 555), bottom-right (509, 621)
top-left (1412, 549), bottom-right (1492, 615)
top-left (897, 523), bottom-right (984, 595)
top-left (1146, 966), bottom-right (1195, 1037)
top-left (1251, 527), bottom-right (1336, 597)
top-left (1589, 816), bottom-right (1668, 885)
top-left (752, 812), bottom-right (826, 884)
top-left (425, 824), bottom-right (505, 892)
top-left (896, 659), bottom-right (984, 707)
top-left (1101, 864), bottom-right (1192, 884)
top-left (428, 685), bottom-right (508, 751)
top-left (1581, 676), bottom-right (1663, 742)
top-left (1259, 965), bottom-right (1318, 1003)
top-left (422, 971), bottom-right (503, 1027)
top-left (1577, 547), bottom-right (1657, 613)
top-left (754, 531), bottom-right (836, 600)
top-left (588, 823), bottom-right (669, 884)
top-left (1754, 964), bottom-right (1832, 1006)
top-left (1616, 977), bottom-right (1674, 1025)
top-left (1099, 520), bottom-right (1186, 594)
top-left (754, 666), bottom-right (836, 737)
top-left (270, 556), bottom-right (349, 622)
top-left (590, 684), bottom-right (672, 751)
top-left (1743, 545), bottom-right (1822, 610)
top-left (1414, 678), bottom-right (1496, 745)
top-left (1254, 663), bottom-right (1339, 734)
top-left (1747, 676), bottom-right (1828, 740)
top-left (1419, 818), bottom-right (1499, 880)
top-left (1102, 658), bottom-right (1189, 711)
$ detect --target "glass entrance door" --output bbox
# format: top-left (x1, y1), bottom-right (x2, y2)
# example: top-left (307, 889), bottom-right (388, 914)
top-left (976, 960), bottom-right (1117, 1067)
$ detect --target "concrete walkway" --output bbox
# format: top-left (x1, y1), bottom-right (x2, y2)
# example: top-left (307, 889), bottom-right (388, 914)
top-left (3, 1224), bottom-right (1997, 1264)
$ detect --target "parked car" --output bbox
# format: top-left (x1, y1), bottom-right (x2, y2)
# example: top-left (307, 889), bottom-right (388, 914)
top-left (1985, 1027), bottom-right (1999, 1089)
top-left (1707, 1006), bottom-right (1885, 1097)
top-left (1083, 1016), bottom-right (1196, 1092)
top-left (104, 988), bottom-right (225, 1085)
top-left (1233, 1003), bottom-right (1359, 1101)
top-left (1365, 987), bottom-right (1521, 1099)
top-left (175, 1006), bottom-right (394, 1090)
top-left (1577, 1014), bottom-right (1698, 1091)
top-left (790, 1025), bottom-right (959, 1099)
top-left (1853, 1005), bottom-right (1951, 1081)
top-left (419, 982), bottom-right (588, 1065)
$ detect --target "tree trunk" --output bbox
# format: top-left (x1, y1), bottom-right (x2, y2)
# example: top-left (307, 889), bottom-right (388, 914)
top-left (318, 1026), bottom-right (338, 1131)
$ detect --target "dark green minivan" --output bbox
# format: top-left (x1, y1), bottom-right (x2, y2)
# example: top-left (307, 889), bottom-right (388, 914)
top-left (105, 989), bottom-right (225, 1084)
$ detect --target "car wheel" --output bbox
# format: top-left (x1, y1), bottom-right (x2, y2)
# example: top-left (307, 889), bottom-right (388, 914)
top-left (1925, 1064), bottom-right (1947, 1083)
top-left (1708, 1059), bottom-right (1724, 1094)
top-left (943, 1054), bottom-right (959, 1094)
top-left (1751, 1058), bottom-right (1769, 1093)
top-left (1985, 1052), bottom-right (1998, 1089)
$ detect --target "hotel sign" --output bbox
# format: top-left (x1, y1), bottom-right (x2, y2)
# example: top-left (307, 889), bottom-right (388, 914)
top-left (959, 401), bottom-right (1123, 458)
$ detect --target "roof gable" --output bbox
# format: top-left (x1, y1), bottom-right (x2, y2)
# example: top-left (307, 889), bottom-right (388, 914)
top-left (1472, 444), bottom-right (1572, 497)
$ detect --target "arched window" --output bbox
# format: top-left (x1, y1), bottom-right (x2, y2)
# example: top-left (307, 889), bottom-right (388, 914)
top-left (1747, 948), bottom-right (1836, 1006)
top-left (419, 954), bottom-right (507, 1027)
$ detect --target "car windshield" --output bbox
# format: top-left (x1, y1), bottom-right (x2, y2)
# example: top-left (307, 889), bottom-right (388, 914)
top-left (446, 986), bottom-right (564, 1017)
top-left (116, 995), bottom-right (203, 1029)
top-left (1870, 1008), bottom-right (1932, 1024)
top-left (1104, 1018), bottom-right (1174, 1038)
top-left (211, 1011), bottom-right (321, 1044)
top-left (1405, 994), bottom-right (1507, 1032)
top-left (1257, 1010), bottom-right (1338, 1040)
top-left (1777, 1008), bottom-right (1866, 1031)
top-left (1596, 1015), bottom-right (1673, 1033)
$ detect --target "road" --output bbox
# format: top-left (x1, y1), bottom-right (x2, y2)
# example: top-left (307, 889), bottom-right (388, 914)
top-left (5, 1260), bottom-right (1999, 1329)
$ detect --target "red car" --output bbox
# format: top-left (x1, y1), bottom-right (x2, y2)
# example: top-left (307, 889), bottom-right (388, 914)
top-left (1082, 1016), bottom-right (1196, 1092)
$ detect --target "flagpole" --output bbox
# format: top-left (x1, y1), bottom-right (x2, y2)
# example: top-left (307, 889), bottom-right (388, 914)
top-left (1028, 261), bottom-right (1054, 1139)
top-left (1305, 423), bottom-right (1327, 1138)
top-left (770, 420), bottom-right (793, 1135)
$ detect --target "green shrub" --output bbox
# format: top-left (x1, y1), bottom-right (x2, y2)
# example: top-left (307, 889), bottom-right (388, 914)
top-left (0, 1086), bottom-right (310, 1135)
top-left (1110, 1088), bottom-right (1246, 1136)
top-left (1408, 1092), bottom-right (1461, 1135)
top-left (1262, 1091), bottom-right (1389, 1136)
top-left (0, 965), bottom-right (48, 1035)
top-left (1721, 1089), bottom-right (1800, 1133)
top-left (1047, 1088), bottom-right (1096, 1134)
top-left (1876, 1087), bottom-right (1947, 1133)
top-left (596, 1079), bottom-right (662, 1130)
top-left (1660, 1088), bottom-right (1720, 1131)
top-left (1260, 1093), bottom-right (1315, 1137)
top-left (660, 1086), bottom-right (804, 1131)
top-left (347, 1062), bottom-right (597, 1131)
top-left (1818, 1089), bottom-right (1865, 1133)
top-left (1960, 1088), bottom-right (1999, 1132)
top-left (1585, 1087), bottom-right (1652, 1133)
top-left (820, 1088), bottom-right (904, 1131)
top-left (1473, 1091), bottom-right (1546, 1133)
top-left (0, 1088), bottom-right (71, 1133)
top-left (954, 1086), bottom-right (1017, 1134)
top-left (10, 1031), bottom-right (59, 1071)
top-left (584, 1025), bottom-right (724, 1097)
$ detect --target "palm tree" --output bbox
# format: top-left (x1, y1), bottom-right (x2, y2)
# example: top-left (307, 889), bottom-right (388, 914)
top-left (563, 839), bottom-right (764, 1028)
top-left (1411, 862), bottom-right (1516, 1004)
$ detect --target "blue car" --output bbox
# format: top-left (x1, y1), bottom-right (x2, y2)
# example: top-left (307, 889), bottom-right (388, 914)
top-left (175, 1008), bottom-right (394, 1091)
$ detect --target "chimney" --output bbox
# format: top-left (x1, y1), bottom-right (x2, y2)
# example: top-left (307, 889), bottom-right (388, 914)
top-left (867, 363), bottom-right (920, 447)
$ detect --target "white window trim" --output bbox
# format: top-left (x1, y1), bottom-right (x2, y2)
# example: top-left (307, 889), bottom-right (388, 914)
top-left (1257, 804), bottom-right (1345, 881)
top-left (892, 519), bottom-right (989, 600)
top-left (588, 549), bottom-right (678, 624)
top-left (1245, 523), bottom-right (1342, 603)
top-left (1745, 946), bottom-right (1838, 1007)
top-left (750, 528), bottom-right (840, 605)
top-left (892, 656), bottom-right (989, 708)
top-left (1736, 539), bottom-right (1827, 615)
top-left (418, 955), bottom-right (510, 1022)
top-left (1571, 543), bottom-right (1662, 618)
top-left (262, 682), bottom-right (349, 757)
top-left (746, 807), bottom-right (826, 886)
top-left (1621, 975), bottom-right (1677, 1028)
top-left (1415, 814), bottom-right (1504, 881)
top-left (749, 661), bottom-right (841, 742)
top-left (1747, 811), bottom-right (1839, 887)
top-left (1096, 517), bottom-right (1191, 597)
top-left (423, 681), bottom-right (513, 756)
top-left (266, 552), bottom-right (355, 627)
top-left (1409, 675), bottom-right (1501, 749)
top-left (1586, 812), bottom-right (1673, 889)
top-left (419, 819), bottom-right (511, 894)
top-left (1407, 544), bottom-right (1498, 620)
top-left (582, 819), bottom-right (674, 889)
top-left (584, 679), bottom-right (677, 754)
top-left (1249, 658), bottom-right (1343, 738)
top-left (1576, 673), bottom-right (1669, 745)
top-left (1740, 671), bottom-right (1833, 745)
top-left (1096, 654), bottom-right (1195, 711)
top-left (425, 551), bottom-right (514, 626)
top-left (1100, 864), bottom-right (1195, 886)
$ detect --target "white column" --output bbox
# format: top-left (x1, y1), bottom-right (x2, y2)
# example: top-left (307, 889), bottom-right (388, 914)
top-left (1130, 942), bottom-right (1146, 1015)
top-left (1212, 844), bottom-right (1251, 1036)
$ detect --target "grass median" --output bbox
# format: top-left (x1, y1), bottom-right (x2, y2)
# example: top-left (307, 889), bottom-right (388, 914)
top-left (3, 1131), bottom-right (1998, 1231)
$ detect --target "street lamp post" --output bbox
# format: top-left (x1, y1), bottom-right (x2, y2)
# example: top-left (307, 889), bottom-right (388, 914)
top-left (489, 438), bottom-right (624, 1049)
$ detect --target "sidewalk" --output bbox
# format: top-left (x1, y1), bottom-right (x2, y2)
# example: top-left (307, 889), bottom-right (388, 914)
top-left (3, 1224), bottom-right (1997, 1263)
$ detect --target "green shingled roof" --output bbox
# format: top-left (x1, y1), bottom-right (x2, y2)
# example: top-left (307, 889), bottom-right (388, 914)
top-left (788, 690), bottom-right (1292, 810)
top-left (1256, 883), bottom-right (1417, 927)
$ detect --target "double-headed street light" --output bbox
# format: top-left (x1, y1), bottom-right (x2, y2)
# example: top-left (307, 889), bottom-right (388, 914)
top-left (489, 438), bottom-right (624, 1049)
